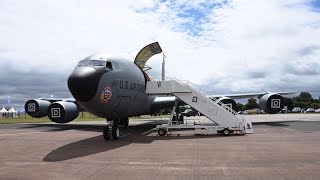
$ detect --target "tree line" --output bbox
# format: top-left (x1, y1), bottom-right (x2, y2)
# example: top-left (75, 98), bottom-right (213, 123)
top-left (237, 92), bottom-right (320, 111)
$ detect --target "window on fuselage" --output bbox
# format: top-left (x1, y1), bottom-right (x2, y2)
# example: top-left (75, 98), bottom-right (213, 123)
top-left (77, 60), bottom-right (89, 67)
top-left (77, 59), bottom-right (113, 70)
top-left (88, 60), bottom-right (106, 67)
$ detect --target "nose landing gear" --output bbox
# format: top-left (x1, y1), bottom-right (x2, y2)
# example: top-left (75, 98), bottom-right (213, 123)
top-left (103, 120), bottom-right (119, 141)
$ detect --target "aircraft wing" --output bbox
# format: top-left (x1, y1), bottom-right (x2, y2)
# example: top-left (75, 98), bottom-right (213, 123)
top-left (39, 98), bottom-right (76, 103)
top-left (154, 92), bottom-right (295, 102)
top-left (207, 92), bottom-right (296, 99)
top-left (152, 91), bottom-right (296, 109)
top-left (38, 98), bottom-right (85, 111)
top-left (151, 91), bottom-right (296, 114)
top-left (151, 97), bottom-right (176, 111)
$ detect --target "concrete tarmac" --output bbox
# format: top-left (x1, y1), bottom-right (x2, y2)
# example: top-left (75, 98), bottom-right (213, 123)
top-left (0, 114), bottom-right (320, 179)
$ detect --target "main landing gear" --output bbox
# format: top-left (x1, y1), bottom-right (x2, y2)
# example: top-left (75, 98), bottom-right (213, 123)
top-left (119, 117), bottom-right (129, 127)
top-left (103, 120), bottom-right (120, 141)
top-left (103, 117), bottom-right (130, 141)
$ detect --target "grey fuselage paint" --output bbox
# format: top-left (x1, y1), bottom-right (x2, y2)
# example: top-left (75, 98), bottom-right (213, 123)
top-left (71, 58), bottom-right (164, 119)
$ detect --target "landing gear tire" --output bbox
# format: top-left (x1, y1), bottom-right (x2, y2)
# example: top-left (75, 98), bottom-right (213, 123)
top-left (223, 128), bottom-right (230, 136)
top-left (179, 115), bottom-right (184, 124)
top-left (158, 128), bottom-right (167, 136)
top-left (103, 120), bottom-right (120, 141)
top-left (111, 120), bottom-right (119, 140)
top-left (103, 126), bottom-right (110, 141)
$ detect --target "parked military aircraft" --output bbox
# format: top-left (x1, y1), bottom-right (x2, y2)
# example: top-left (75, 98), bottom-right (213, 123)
top-left (25, 42), bottom-right (293, 140)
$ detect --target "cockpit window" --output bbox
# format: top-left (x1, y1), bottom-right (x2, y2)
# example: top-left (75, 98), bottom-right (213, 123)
top-left (77, 60), bottom-right (89, 67)
top-left (77, 59), bottom-right (113, 70)
top-left (87, 60), bottom-right (106, 67)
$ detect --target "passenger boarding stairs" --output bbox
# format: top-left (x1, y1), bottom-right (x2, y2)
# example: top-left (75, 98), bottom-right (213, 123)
top-left (146, 78), bottom-right (244, 129)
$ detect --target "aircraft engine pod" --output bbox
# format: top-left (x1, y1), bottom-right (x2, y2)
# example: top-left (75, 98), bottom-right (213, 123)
top-left (25, 99), bottom-right (51, 118)
top-left (48, 101), bottom-right (79, 123)
top-left (216, 97), bottom-right (238, 112)
top-left (258, 93), bottom-right (284, 114)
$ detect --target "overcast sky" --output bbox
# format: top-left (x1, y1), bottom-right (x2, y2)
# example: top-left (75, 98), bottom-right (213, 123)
top-left (1, 0), bottom-right (320, 108)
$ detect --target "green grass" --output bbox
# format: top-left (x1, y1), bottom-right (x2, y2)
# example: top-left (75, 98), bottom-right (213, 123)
top-left (0, 117), bottom-right (51, 124)
top-left (0, 113), bottom-right (170, 124)
top-left (0, 112), bottom-right (104, 124)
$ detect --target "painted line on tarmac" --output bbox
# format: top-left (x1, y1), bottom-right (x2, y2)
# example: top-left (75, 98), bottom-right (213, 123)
top-left (120, 133), bottom-right (131, 138)
top-left (142, 129), bottom-right (154, 135)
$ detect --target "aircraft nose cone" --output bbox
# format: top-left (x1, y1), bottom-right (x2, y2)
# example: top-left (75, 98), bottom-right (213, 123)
top-left (68, 67), bottom-right (102, 102)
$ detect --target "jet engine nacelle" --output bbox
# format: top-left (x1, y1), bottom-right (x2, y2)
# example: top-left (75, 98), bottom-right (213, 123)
top-left (48, 101), bottom-right (79, 123)
top-left (258, 93), bottom-right (284, 114)
top-left (216, 97), bottom-right (238, 112)
top-left (25, 99), bottom-right (51, 118)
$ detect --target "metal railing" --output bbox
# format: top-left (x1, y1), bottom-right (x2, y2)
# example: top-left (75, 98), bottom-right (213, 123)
top-left (151, 77), bottom-right (237, 115)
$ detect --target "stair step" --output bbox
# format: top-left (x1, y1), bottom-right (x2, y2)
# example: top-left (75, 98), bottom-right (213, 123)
top-left (146, 79), bottom-right (243, 128)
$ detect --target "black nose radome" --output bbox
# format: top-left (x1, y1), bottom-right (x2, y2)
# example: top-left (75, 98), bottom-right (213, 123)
top-left (68, 67), bottom-right (104, 102)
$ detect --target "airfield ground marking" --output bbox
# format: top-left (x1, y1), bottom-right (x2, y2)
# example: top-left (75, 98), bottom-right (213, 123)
top-left (141, 129), bottom-right (154, 135)
top-left (120, 133), bottom-right (131, 138)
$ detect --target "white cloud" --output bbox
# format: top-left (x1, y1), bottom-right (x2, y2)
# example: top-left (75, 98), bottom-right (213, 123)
top-left (142, 0), bottom-right (320, 93)
top-left (0, 0), bottom-right (320, 106)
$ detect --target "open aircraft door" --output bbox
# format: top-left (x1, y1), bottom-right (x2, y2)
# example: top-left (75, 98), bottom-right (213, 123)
top-left (134, 42), bottom-right (163, 81)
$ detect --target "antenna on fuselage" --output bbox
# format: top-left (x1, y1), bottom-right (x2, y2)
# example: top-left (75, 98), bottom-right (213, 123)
top-left (162, 53), bottom-right (166, 81)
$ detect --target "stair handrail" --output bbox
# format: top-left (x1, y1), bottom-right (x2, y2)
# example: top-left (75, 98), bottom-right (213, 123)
top-left (151, 77), bottom-right (238, 115)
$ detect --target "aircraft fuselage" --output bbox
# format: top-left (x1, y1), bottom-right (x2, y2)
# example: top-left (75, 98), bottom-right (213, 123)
top-left (68, 56), bottom-right (157, 119)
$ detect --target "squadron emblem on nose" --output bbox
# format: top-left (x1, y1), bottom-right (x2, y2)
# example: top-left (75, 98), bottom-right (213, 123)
top-left (101, 87), bottom-right (112, 103)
